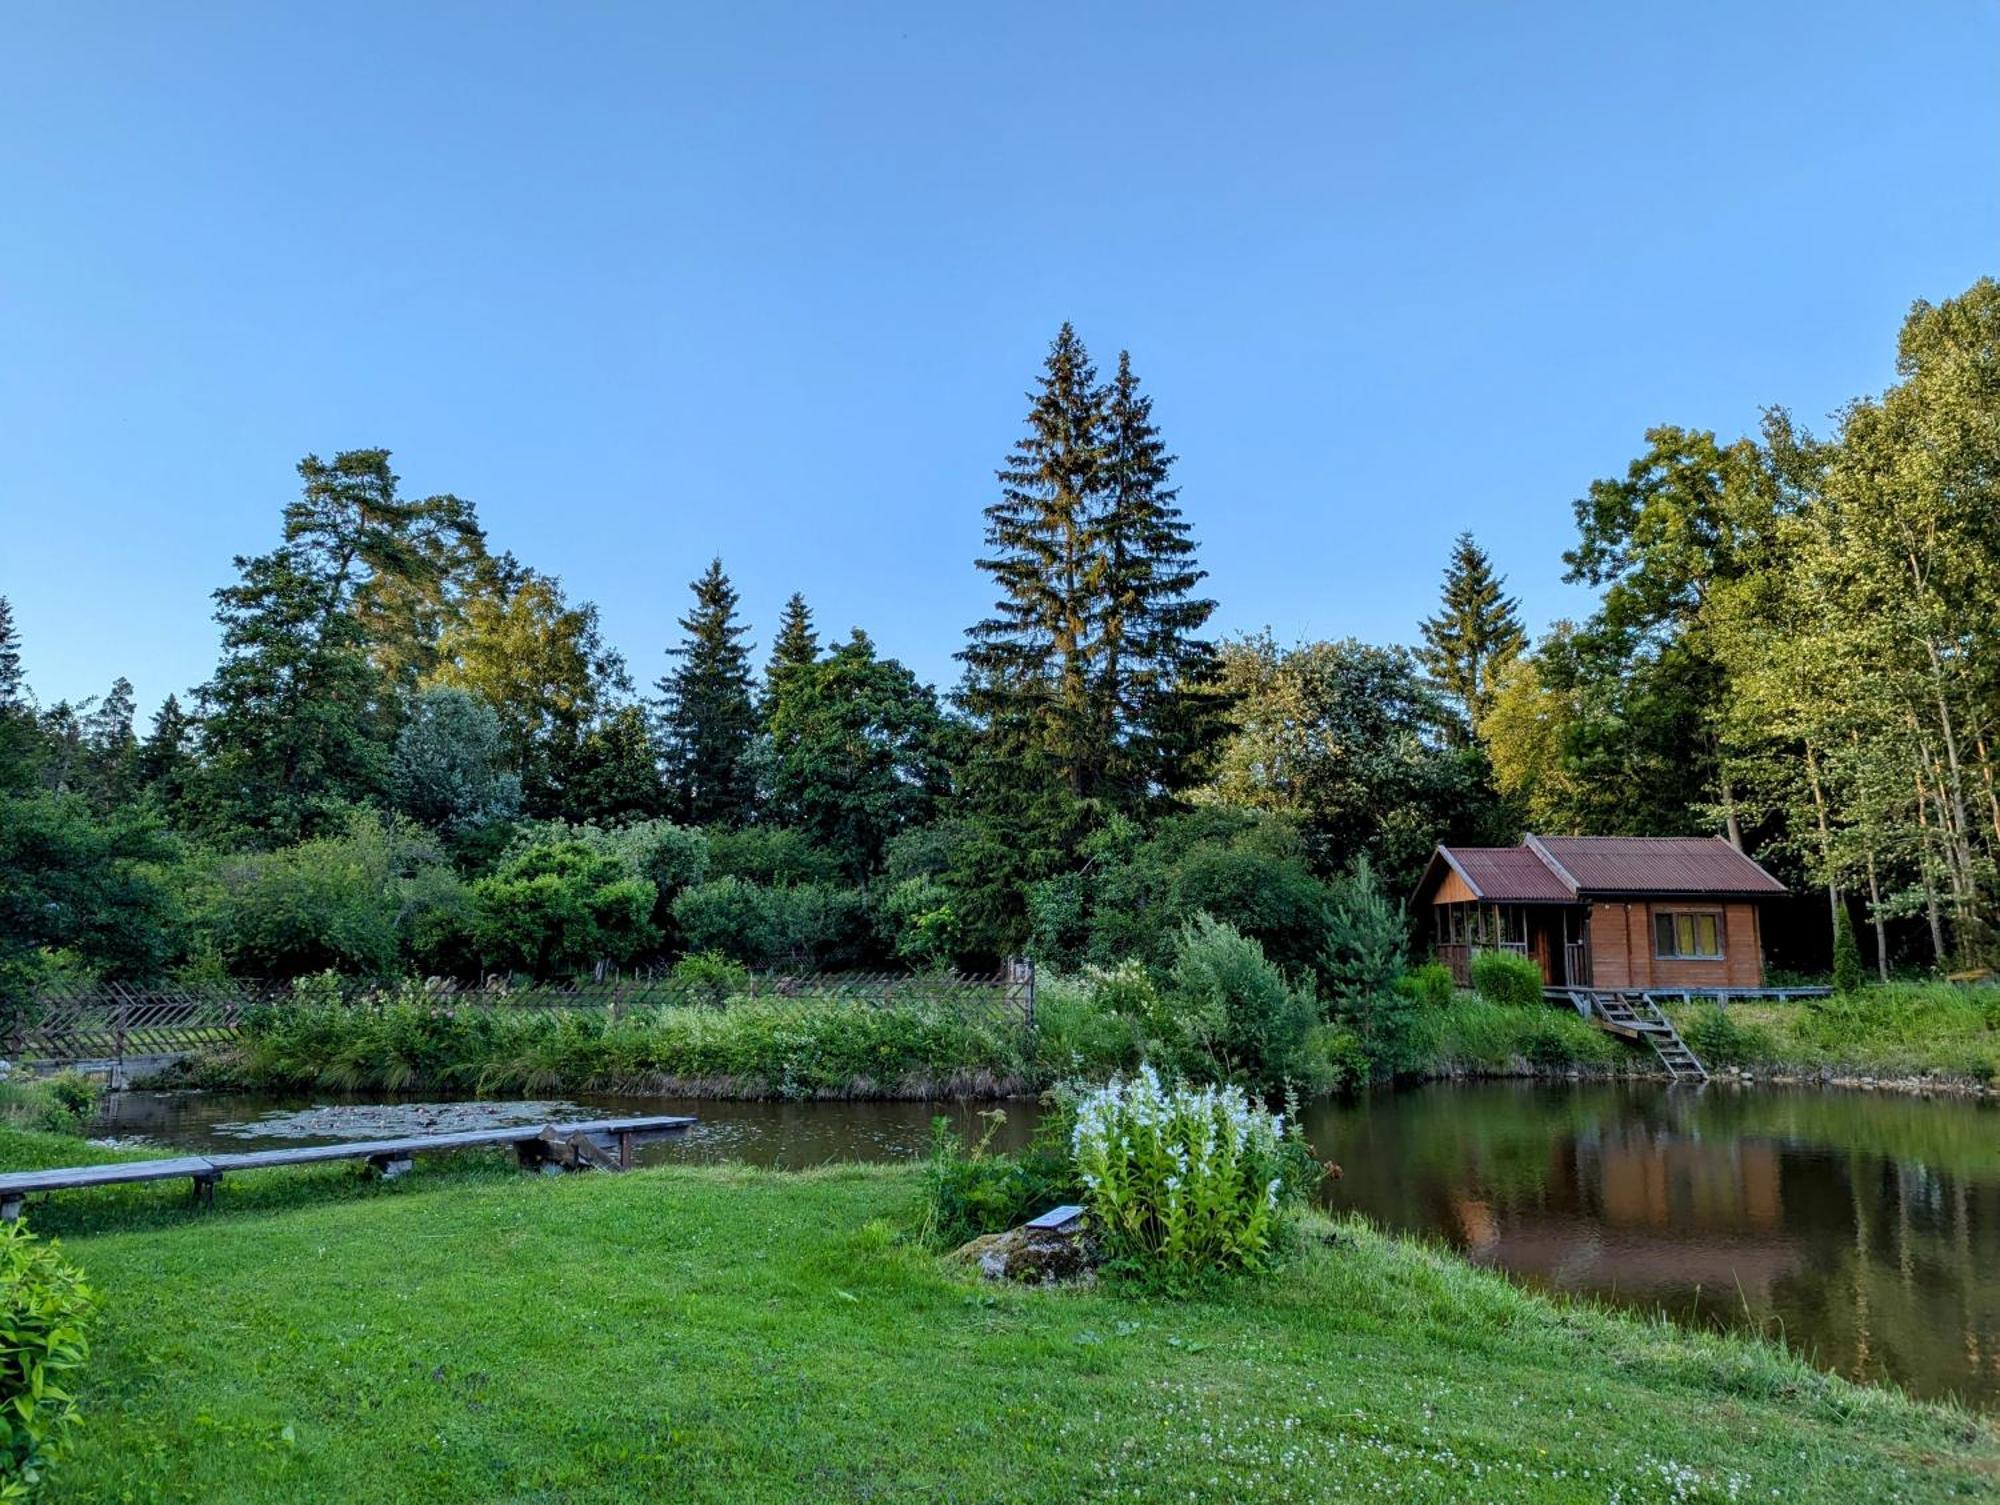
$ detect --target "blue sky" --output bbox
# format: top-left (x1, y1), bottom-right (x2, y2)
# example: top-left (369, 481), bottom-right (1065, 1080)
top-left (3, 3), bottom-right (1995, 715)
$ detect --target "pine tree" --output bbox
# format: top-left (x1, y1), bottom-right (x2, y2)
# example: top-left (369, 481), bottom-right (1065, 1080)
top-left (1418, 532), bottom-right (1526, 741)
top-left (656, 558), bottom-right (756, 826)
top-left (563, 705), bottom-right (666, 825)
top-left (0, 598), bottom-right (21, 706)
top-left (1094, 350), bottom-right (1224, 801)
top-left (960, 322), bottom-right (1109, 799)
top-left (136, 694), bottom-right (195, 812)
top-left (0, 597), bottom-right (38, 791)
top-left (761, 592), bottom-right (820, 719)
top-left (79, 676), bottom-right (140, 810)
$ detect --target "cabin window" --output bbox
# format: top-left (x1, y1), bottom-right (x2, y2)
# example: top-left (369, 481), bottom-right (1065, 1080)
top-left (1654, 910), bottom-right (1723, 960)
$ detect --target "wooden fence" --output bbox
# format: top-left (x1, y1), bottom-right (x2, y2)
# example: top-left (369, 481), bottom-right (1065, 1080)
top-left (11, 962), bottom-right (1038, 1077)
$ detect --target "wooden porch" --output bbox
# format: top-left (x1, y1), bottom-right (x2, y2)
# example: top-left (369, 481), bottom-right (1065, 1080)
top-left (1432, 901), bottom-right (1589, 989)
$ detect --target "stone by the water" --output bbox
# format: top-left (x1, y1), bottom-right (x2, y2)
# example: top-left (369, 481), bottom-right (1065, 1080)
top-left (954, 1221), bottom-right (1098, 1285)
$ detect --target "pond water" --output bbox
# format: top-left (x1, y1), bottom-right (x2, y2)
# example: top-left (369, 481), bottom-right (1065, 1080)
top-left (94, 1080), bottom-right (2000, 1410)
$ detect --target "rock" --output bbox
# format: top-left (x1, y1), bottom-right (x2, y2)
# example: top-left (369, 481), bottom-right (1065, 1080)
top-left (954, 1222), bottom-right (1099, 1285)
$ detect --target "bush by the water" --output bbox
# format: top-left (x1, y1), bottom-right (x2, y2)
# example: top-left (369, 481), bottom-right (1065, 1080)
top-left (1399, 961), bottom-right (1456, 1010)
top-left (1425, 995), bottom-right (1619, 1074)
top-left (1153, 916), bottom-right (1331, 1093)
top-left (1070, 1069), bottom-right (1319, 1288)
top-left (1679, 984), bottom-right (2000, 1080)
top-left (1832, 909), bottom-right (1866, 996)
top-left (918, 1106), bottom-right (1077, 1250)
top-left (1470, 950), bottom-right (1544, 1008)
top-left (0, 1074), bottom-right (100, 1137)
top-left (229, 976), bottom-right (1027, 1098)
top-left (0, 1222), bottom-right (97, 1500)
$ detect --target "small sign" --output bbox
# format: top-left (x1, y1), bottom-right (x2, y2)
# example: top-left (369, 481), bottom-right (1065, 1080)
top-left (1025, 1204), bottom-right (1084, 1231)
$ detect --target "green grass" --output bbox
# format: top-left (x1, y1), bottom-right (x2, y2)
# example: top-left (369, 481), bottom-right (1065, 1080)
top-left (4, 1130), bottom-right (1992, 1502)
top-left (1668, 984), bottom-right (2000, 1083)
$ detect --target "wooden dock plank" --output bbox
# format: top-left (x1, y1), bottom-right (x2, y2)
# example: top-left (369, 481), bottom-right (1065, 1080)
top-left (0, 1115), bottom-right (698, 1219)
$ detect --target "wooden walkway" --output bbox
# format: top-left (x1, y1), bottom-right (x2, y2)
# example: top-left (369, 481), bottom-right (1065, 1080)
top-left (0, 1114), bottom-right (695, 1222)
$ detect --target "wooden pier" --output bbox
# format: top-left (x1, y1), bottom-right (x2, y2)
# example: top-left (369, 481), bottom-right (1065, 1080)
top-left (0, 1114), bottom-right (696, 1222)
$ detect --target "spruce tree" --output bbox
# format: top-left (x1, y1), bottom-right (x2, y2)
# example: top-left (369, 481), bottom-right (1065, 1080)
top-left (136, 694), bottom-right (196, 812)
top-left (79, 676), bottom-right (140, 810)
top-left (1095, 350), bottom-right (1224, 801)
top-left (656, 558), bottom-right (757, 826)
top-left (761, 591), bottom-right (820, 719)
top-left (1418, 531), bottom-right (1526, 741)
top-left (960, 322), bottom-right (1109, 799)
top-left (0, 597), bottom-right (21, 706)
top-left (0, 597), bottom-right (38, 791)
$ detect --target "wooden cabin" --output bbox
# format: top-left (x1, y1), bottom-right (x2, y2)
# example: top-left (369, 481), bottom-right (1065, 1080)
top-left (1411, 835), bottom-right (1786, 992)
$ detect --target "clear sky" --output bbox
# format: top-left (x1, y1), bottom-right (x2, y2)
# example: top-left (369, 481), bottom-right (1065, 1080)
top-left (4, 3), bottom-right (1996, 716)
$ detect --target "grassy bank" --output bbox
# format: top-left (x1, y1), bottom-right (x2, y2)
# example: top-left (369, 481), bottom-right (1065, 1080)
top-left (4, 1129), bottom-right (1992, 1502)
top-left (162, 994), bottom-right (1030, 1100)
top-left (1668, 984), bottom-right (2000, 1087)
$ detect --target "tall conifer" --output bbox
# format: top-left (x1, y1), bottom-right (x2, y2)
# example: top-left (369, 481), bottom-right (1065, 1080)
top-left (960, 322), bottom-right (1109, 798)
top-left (1095, 350), bottom-right (1223, 800)
top-left (762, 591), bottom-right (820, 721)
top-left (656, 558), bottom-right (756, 825)
top-left (1418, 531), bottom-right (1526, 740)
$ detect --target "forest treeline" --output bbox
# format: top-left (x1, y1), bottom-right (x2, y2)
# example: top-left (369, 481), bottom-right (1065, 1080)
top-left (4, 280), bottom-right (1998, 1009)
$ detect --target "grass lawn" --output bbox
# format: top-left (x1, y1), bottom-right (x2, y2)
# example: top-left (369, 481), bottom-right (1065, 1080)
top-left (7, 1132), bottom-right (1996, 1503)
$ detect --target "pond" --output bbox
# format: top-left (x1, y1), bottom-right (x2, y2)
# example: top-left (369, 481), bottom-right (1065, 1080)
top-left (94, 1079), bottom-right (2000, 1411)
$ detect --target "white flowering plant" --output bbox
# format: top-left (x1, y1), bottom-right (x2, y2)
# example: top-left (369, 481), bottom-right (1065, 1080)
top-left (1070, 1068), bottom-right (1321, 1287)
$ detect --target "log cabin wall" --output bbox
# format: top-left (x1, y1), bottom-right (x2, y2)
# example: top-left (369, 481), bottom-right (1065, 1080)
top-left (1584, 900), bottom-right (1765, 990)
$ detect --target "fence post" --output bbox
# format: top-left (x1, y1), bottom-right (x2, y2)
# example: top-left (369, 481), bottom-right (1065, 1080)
top-left (1008, 956), bottom-right (1036, 1033)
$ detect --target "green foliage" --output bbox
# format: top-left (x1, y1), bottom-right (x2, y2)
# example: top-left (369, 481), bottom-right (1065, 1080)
top-left (1426, 995), bottom-right (1620, 1073)
top-left (0, 1222), bottom-right (97, 1499)
top-left (669, 952), bottom-right (751, 1006)
top-left (765, 631), bottom-right (946, 881)
top-left (1070, 1071), bottom-right (1319, 1289)
top-left (960, 326), bottom-right (1222, 813)
top-left (874, 876), bottom-right (960, 966)
top-left (1319, 857), bottom-right (1422, 1076)
top-left (231, 990), bottom-right (1028, 1099)
top-left (1470, 950), bottom-right (1544, 1008)
top-left (1678, 1005), bottom-right (1780, 1068)
top-left (1154, 915), bottom-right (1321, 1092)
top-left (194, 812), bottom-right (462, 978)
top-left (0, 1075), bottom-right (100, 1138)
top-left (1418, 531), bottom-right (1526, 740)
top-left (670, 877), bottom-right (777, 963)
top-left (1401, 962), bottom-right (1456, 1009)
top-left (1029, 972), bottom-right (1145, 1080)
top-left (1832, 908), bottom-right (1864, 995)
top-left (1204, 632), bottom-right (1511, 898)
top-left (471, 841), bottom-right (657, 977)
top-left (656, 558), bottom-right (757, 827)
top-left (702, 826), bottom-right (839, 887)
top-left (390, 686), bottom-right (523, 838)
top-left (0, 793), bottom-right (176, 1018)
top-left (918, 1107), bottom-right (1077, 1250)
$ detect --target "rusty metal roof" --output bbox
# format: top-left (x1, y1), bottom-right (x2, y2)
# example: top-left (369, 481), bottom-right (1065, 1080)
top-left (1438, 846), bottom-right (1576, 902)
top-left (1418, 835), bottom-right (1787, 904)
top-left (1528, 835), bottom-right (1787, 896)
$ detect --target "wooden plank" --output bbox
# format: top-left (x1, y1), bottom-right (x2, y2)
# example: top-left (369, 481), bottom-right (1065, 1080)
top-left (0, 1156), bottom-right (217, 1194)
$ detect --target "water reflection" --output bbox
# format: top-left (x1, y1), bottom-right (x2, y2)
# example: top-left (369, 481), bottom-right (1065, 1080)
top-left (1304, 1082), bottom-right (2000, 1409)
top-left (89, 1080), bottom-right (1999, 1409)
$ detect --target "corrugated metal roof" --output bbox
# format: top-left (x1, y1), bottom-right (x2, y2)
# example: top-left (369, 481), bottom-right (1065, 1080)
top-left (1419, 835), bottom-right (1789, 904)
top-left (1528, 835), bottom-right (1786, 896)
top-left (1444, 846), bottom-right (1577, 901)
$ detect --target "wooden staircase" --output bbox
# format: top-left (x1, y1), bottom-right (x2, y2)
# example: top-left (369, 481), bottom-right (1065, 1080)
top-left (1565, 989), bottom-right (1709, 1082)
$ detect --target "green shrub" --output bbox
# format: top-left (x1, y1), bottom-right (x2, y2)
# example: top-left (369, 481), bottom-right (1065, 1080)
top-left (1427, 995), bottom-right (1618, 1073)
top-left (1070, 1070), bottom-right (1319, 1289)
top-left (918, 1108), bottom-right (1077, 1250)
top-left (1031, 974), bottom-right (1143, 1080)
top-left (1832, 909), bottom-right (1865, 996)
top-left (670, 877), bottom-right (778, 963)
top-left (473, 841), bottom-right (659, 977)
top-left (0, 1074), bottom-right (100, 1138)
top-left (670, 951), bottom-right (750, 1006)
top-left (1320, 858), bottom-right (1422, 1075)
top-left (0, 1222), bottom-right (97, 1499)
top-left (1400, 962), bottom-right (1455, 1009)
top-left (1470, 950), bottom-right (1543, 1008)
top-left (1679, 1004), bottom-right (1779, 1067)
top-left (1156, 915), bottom-right (1321, 1091)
